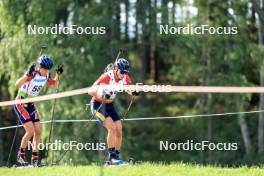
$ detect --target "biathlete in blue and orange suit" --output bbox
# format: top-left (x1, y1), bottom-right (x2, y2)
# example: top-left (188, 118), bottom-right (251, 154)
top-left (14, 56), bottom-right (63, 167)
top-left (88, 58), bottom-right (139, 165)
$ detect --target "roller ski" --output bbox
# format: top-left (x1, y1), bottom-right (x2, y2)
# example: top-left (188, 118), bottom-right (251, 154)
top-left (104, 157), bottom-right (141, 166)
top-left (128, 157), bottom-right (141, 165)
top-left (105, 159), bottom-right (129, 166)
top-left (13, 152), bottom-right (43, 168)
top-left (104, 149), bottom-right (129, 166)
top-left (13, 154), bottom-right (32, 168)
top-left (14, 160), bottom-right (43, 168)
top-left (31, 157), bottom-right (42, 167)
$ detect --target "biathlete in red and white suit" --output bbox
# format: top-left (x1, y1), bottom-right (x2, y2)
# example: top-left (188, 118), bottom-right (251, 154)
top-left (14, 55), bottom-right (63, 167)
top-left (88, 58), bottom-right (139, 165)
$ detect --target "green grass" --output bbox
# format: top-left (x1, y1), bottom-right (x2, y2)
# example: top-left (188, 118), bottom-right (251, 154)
top-left (1, 163), bottom-right (264, 176)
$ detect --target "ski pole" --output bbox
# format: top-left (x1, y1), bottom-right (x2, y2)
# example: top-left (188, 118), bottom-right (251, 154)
top-left (122, 95), bottom-right (136, 121)
top-left (104, 48), bottom-right (126, 72)
top-left (7, 123), bottom-right (19, 167)
top-left (46, 78), bottom-right (60, 165)
top-left (39, 45), bottom-right (47, 56)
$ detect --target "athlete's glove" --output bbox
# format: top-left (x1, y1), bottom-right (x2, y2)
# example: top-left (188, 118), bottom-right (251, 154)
top-left (56, 65), bottom-right (64, 75)
top-left (132, 91), bottom-right (140, 96)
top-left (97, 86), bottom-right (112, 99)
top-left (102, 92), bottom-right (111, 99)
top-left (104, 63), bottom-right (114, 73)
top-left (26, 64), bottom-right (36, 77)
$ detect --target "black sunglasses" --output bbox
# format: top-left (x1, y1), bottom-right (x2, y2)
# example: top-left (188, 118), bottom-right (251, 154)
top-left (120, 70), bottom-right (127, 75)
top-left (40, 66), bottom-right (50, 70)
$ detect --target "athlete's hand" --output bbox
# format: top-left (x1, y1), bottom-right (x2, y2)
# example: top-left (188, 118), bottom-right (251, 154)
top-left (102, 93), bottom-right (111, 99)
top-left (102, 89), bottom-right (112, 99)
top-left (97, 86), bottom-right (112, 99)
top-left (56, 65), bottom-right (64, 75)
top-left (104, 63), bottom-right (114, 73)
top-left (132, 91), bottom-right (140, 96)
top-left (26, 64), bottom-right (36, 77)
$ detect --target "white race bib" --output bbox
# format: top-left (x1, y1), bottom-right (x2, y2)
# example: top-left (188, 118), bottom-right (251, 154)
top-left (20, 73), bottom-right (48, 96)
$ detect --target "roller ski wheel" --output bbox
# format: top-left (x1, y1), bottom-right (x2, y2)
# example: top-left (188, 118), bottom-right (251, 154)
top-left (128, 158), bottom-right (141, 165)
top-left (104, 159), bottom-right (129, 166)
top-left (13, 155), bottom-right (32, 168)
top-left (31, 159), bottom-right (43, 167)
top-left (13, 163), bottom-right (33, 169)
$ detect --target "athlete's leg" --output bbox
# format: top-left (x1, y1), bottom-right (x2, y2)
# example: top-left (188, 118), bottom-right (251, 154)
top-left (13, 97), bottom-right (34, 150)
top-left (31, 121), bottom-right (41, 166)
top-left (14, 97), bottom-right (34, 165)
top-left (91, 99), bottom-right (118, 148)
top-left (32, 121), bottom-right (41, 152)
top-left (20, 122), bottom-right (34, 149)
top-left (32, 111), bottom-right (41, 153)
top-left (27, 104), bottom-right (41, 166)
top-left (114, 120), bottom-right (122, 151)
top-left (103, 117), bottom-right (116, 149)
top-left (106, 103), bottom-right (123, 159)
top-left (104, 117), bottom-right (121, 161)
top-left (91, 100), bottom-right (119, 161)
top-left (17, 121), bottom-right (34, 165)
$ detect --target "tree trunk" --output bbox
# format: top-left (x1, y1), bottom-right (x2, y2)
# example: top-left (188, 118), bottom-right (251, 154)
top-left (259, 71), bottom-right (264, 155)
top-left (115, 0), bottom-right (121, 41)
top-left (239, 116), bottom-right (253, 158)
top-left (149, 0), bottom-right (157, 81)
top-left (238, 99), bottom-right (253, 158)
top-left (252, 0), bottom-right (264, 156)
top-left (172, 1), bottom-right (175, 24)
top-left (110, 0), bottom-right (120, 57)
top-left (141, 0), bottom-right (149, 81)
top-left (199, 95), bottom-right (206, 163)
top-left (125, 0), bottom-right (129, 42)
top-left (0, 79), bottom-right (3, 164)
top-left (258, 10), bottom-right (264, 155)
top-left (135, 1), bottom-right (138, 44)
top-left (162, 0), bottom-right (168, 25)
top-left (206, 49), bottom-right (213, 163)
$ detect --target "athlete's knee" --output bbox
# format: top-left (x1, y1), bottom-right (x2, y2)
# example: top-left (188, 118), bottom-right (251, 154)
top-left (23, 124), bottom-right (34, 138)
top-left (24, 130), bottom-right (34, 139)
top-left (105, 122), bottom-right (117, 133)
top-left (34, 129), bottom-right (41, 139)
top-left (115, 124), bottom-right (122, 138)
top-left (108, 123), bottom-right (117, 133)
top-left (116, 130), bottom-right (122, 139)
top-left (33, 122), bottom-right (41, 138)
